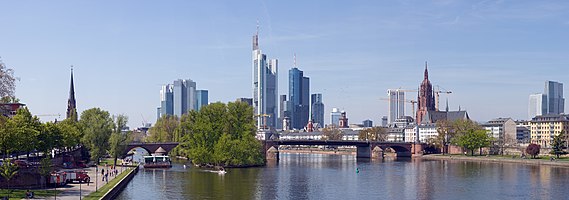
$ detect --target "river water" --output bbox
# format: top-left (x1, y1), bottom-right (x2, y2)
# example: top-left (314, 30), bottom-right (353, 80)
top-left (116, 153), bottom-right (569, 200)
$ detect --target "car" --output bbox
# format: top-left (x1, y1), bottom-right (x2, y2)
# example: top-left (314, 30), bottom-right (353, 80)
top-left (11, 160), bottom-right (31, 168)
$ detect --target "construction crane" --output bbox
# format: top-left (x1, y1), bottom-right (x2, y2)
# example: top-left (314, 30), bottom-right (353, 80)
top-left (434, 85), bottom-right (452, 111)
top-left (254, 114), bottom-right (271, 130)
top-left (37, 113), bottom-right (62, 117)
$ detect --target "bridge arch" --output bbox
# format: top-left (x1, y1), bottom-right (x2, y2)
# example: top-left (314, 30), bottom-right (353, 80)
top-left (122, 142), bottom-right (180, 157)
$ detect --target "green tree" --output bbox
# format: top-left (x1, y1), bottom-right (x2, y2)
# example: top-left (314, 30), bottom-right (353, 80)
top-left (58, 118), bottom-right (82, 150)
top-left (550, 133), bottom-right (566, 158)
top-left (37, 122), bottom-right (63, 156)
top-left (0, 161), bottom-right (18, 196)
top-left (148, 115), bottom-right (179, 142)
top-left (454, 129), bottom-right (492, 156)
top-left (358, 126), bottom-right (387, 141)
top-left (80, 108), bottom-right (113, 164)
top-left (109, 114), bottom-right (131, 166)
top-left (435, 120), bottom-right (457, 154)
top-left (39, 157), bottom-right (52, 188)
top-left (0, 115), bottom-right (17, 158)
top-left (322, 125), bottom-right (344, 140)
top-left (8, 107), bottom-right (42, 159)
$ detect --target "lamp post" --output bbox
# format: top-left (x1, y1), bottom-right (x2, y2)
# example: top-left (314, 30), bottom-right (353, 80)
top-left (95, 165), bottom-right (98, 192)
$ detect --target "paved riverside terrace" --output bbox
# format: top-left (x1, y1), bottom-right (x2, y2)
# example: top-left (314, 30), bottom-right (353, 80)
top-left (34, 165), bottom-right (129, 200)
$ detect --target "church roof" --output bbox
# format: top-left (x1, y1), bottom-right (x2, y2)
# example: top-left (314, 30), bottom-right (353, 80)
top-left (421, 110), bottom-right (469, 124)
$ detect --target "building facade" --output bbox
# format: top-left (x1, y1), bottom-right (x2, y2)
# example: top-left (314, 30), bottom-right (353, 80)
top-left (311, 93), bottom-right (324, 128)
top-left (196, 90), bottom-right (208, 111)
top-left (173, 79), bottom-right (197, 117)
top-left (528, 93), bottom-right (548, 119)
top-left (289, 67), bottom-right (310, 130)
top-left (387, 89), bottom-right (405, 124)
top-left (545, 81), bottom-right (564, 115)
top-left (252, 29), bottom-right (278, 130)
top-left (330, 108), bottom-right (341, 126)
top-left (363, 120), bottom-right (373, 128)
top-left (236, 98), bottom-right (253, 106)
top-left (482, 118), bottom-right (517, 145)
top-left (159, 84), bottom-right (174, 118)
top-left (530, 114), bottom-right (569, 147)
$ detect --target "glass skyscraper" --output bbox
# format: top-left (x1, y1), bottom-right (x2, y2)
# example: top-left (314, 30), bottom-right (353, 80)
top-left (311, 93), bottom-right (324, 128)
top-left (387, 89), bottom-right (405, 124)
top-left (196, 90), bottom-right (208, 111)
top-left (289, 67), bottom-right (310, 130)
top-left (252, 29), bottom-right (278, 130)
top-left (158, 79), bottom-right (197, 119)
top-left (545, 81), bottom-right (564, 115)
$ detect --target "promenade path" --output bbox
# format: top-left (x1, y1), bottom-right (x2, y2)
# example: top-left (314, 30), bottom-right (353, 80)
top-left (32, 165), bottom-right (130, 200)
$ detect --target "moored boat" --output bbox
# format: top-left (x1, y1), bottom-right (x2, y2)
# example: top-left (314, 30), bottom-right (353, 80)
top-left (143, 155), bottom-right (172, 168)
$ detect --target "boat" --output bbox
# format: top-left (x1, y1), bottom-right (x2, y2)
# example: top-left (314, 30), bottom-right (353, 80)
top-left (143, 155), bottom-right (172, 168)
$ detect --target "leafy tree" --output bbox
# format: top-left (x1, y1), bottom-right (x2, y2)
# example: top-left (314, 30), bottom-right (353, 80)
top-left (39, 157), bottom-right (52, 188)
top-left (435, 120), bottom-right (457, 154)
top-left (0, 96), bottom-right (19, 103)
top-left (0, 59), bottom-right (17, 98)
top-left (0, 115), bottom-right (17, 158)
top-left (550, 134), bottom-right (566, 159)
top-left (358, 126), bottom-right (387, 141)
top-left (454, 129), bottom-right (492, 156)
top-left (8, 107), bottom-right (42, 158)
top-left (80, 108), bottom-right (113, 164)
top-left (0, 161), bottom-right (18, 196)
top-left (526, 143), bottom-right (541, 159)
top-left (37, 122), bottom-right (63, 156)
top-left (57, 118), bottom-right (82, 150)
top-left (322, 125), bottom-right (343, 140)
top-left (109, 114), bottom-right (131, 166)
top-left (148, 115), bottom-right (179, 142)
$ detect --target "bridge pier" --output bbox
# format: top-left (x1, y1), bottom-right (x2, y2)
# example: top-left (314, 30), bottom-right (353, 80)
top-left (356, 145), bottom-right (371, 159)
top-left (411, 143), bottom-right (424, 157)
top-left (371, 146), bottom-right (384, 159)
top-left (266, 146), bottom-right (279, 161)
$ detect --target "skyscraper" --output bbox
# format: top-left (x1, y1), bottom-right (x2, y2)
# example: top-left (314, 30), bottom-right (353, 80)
top-left (311, 93), bottom-right (324, 127)
top-left (252, 27), bottom-right (278, 129)
top-left (196, 90), bottom-right (208, 111)
top-left (278, 94), bottom-right (288, 129)
top-left (387, 89), bottom-right (405, 124)
top-left (528, 93), bottom-right (547, 119)
top-left (159, 84), bottom-right (174, 118)
top-left (330, 108), bottom-right (341, 126)
top-left (416, 62), bottom-right (436, 124)
top-left (289, 67), bottom-right (310, 130)
top-left (173, 79), bottom-right (196, 117)
top-left (545, 81), bottom-right (564, 114)
top-left (66, 67), bottom-right (77, 121)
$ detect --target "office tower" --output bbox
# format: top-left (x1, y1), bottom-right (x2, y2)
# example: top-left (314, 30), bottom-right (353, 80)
top-left (363, 119), bottom-right (373, 128)
top-left (381, 116), bottom-right (388, 127)
top-left (196, 90), bottom-right (208, 111)
top-left (529, 93), bottom-right (547, 119)
top-left (387, 89), bottom-right (405, 124)
top-left (289, 67), bottom-right (310, 129)
top-left (311, 93), bottom-right (324, 127)
top-left (252, 28), bottom-right (278, 129)
top-left (173, 79), bottom-right (196, 117)
top-left (545, 81), bottom-right (564, 114)
top-left (330, 108), bottom-right (341, 126)
top-left (278, 95), bottom-right (288, 129)
top-left (159, 84), bottom-right (174, 118)
top-left (236, 98), bottom-right (253, 106)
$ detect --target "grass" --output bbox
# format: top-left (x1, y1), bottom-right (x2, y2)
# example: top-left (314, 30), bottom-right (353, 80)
top-left (83, 167), bottom-right (134, 200)
top-left (434, 153), bottom-right (569, 161)
top-left (0, 189), bottom-right (62, 200)
top-left (99, 158), bottom-right (122, 166)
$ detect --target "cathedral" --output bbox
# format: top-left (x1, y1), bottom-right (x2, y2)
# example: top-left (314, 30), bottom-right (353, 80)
top-left (415, 62), bottom-right (469, 124)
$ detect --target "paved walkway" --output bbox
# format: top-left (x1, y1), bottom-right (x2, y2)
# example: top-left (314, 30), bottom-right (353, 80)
top-left (32, 165), bottom-right (131, 200)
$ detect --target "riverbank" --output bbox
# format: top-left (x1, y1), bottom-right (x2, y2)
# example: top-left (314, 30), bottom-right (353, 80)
top-left (422, 154), bottom-right (569, 167)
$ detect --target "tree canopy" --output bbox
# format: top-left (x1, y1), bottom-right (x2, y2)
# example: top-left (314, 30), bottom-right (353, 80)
top-left (0, 59), bottom-right (17, 98)
top-left (322, 125), bottom-right (344, 140)
top-left (80, 108), bottom-right (113, 163)
top-left (358, 126), bottom-right (387, 141)
top-left (148, 115), bottom-right (179, 142)
top-left (450, 119), bottom-right (492, 156)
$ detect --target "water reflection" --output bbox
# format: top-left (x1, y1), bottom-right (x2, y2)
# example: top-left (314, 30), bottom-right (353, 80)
top-left (116, 153), bottom-right (569, 200)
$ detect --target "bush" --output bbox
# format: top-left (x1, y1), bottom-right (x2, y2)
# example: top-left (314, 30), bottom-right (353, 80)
top-left (526, 144), bottom-right (541, 159)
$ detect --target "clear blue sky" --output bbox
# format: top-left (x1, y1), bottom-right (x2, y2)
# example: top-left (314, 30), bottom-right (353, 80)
top-left (1, 0), bottom-right (568, 128)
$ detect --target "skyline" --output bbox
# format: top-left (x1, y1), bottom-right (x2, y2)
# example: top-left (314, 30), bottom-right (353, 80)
top-left (1, 1), bottom-right (568, 128)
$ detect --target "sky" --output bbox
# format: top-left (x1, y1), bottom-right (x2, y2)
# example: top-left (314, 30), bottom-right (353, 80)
top-left (1, 0), bottom-right (568, 128)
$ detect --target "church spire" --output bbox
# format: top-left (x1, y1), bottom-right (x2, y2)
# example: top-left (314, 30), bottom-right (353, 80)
top-left (66, 66), bottom-right (77, 121)
top-left (424, 61), bottom-right (429, 80)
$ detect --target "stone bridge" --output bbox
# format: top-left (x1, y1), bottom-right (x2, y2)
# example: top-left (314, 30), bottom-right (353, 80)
top-left (123, 142), bottom-right (180, 156)
top-left (263, 140), bottom-right (424, 161)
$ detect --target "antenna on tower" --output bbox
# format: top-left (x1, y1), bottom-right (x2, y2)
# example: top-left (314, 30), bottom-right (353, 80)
top-left (294, 53), bottom-right (297, 67)
top-left (256, 19), bottom-right (260, 35)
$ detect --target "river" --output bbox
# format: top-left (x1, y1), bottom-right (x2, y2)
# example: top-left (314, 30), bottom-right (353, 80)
top-left (116, 153), bottom-right (569, 199)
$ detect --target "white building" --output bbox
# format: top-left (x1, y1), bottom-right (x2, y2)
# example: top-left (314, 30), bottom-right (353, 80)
top-left (528, 93), bottom-right (547, 119)
top-left (404, 124), bottom-right (438, 143)
top-left (387, 89), bottom-right (405, 125)
top-left (482, 118), bottom-right (517, 144)
top-left (252, 28), bottom-right (278, 130)
top-left (330, 108), bottom-right (341, 126)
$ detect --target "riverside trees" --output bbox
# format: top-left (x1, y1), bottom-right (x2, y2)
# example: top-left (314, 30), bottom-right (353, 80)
top-left (152, 102), bottom-right (264, 167)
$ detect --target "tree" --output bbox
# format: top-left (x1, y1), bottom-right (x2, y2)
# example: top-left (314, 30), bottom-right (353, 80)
top-left (37, 122), bottom-right (63, 156)
top-left (80, 108), bottom-right (113, 164)
top-left (8, 107), bottom-right (42, 158)
top-left (109, 114), bottom-right (131, 166)
top-left (0, 115), bottom-right (17, 158)
top-left (358, 126), bottom-right (387, 141)
top-left (526, 143), bottom-right (541, 159)
top-left (0, 161), bottom-right (18, 196)
top-left (148, 115), bottom-right (179, 142)
top-left (0, 59), bottom-right (17, 98)
top-left (454, 129), bottom-right (492, 156)
top-left (58, 118), bottom-right (82, 150)
top-left (39, 157), bottom-right (52, 188)
top-left (550, 134), bottom-right (566, 159)
top-left (322, 125), bottom-right (343, 140)
top-left (435, 120), bottom-right (457, 154)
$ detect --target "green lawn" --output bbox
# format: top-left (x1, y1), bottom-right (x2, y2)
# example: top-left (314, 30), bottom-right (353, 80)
top-left (83, 167), bottom-right (134, 200)
top-left (99, 158), bottom-right (123, 166)
top-left (0, 189), bottom-right (62, 200)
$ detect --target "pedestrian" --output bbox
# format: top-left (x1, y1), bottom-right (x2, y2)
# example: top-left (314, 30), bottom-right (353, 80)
top-left (101, 168), bottom-right (105, 181)
top-left (105, 172), bottom-right (108, 183)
